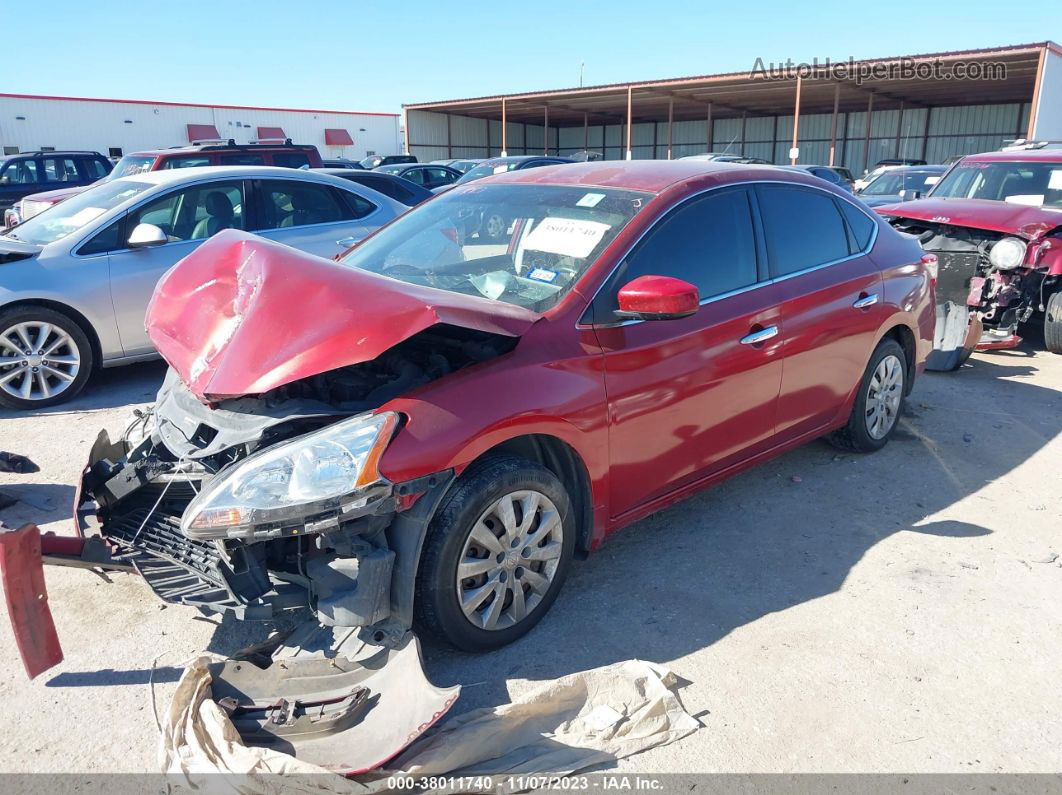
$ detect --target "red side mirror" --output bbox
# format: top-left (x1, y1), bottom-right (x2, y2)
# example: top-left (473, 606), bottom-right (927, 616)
top-left (615, 275), bottom-right (700, 321)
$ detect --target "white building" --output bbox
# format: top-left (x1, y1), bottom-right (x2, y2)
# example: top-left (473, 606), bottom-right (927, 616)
top-left (0, 93), bottom-right (402, 161)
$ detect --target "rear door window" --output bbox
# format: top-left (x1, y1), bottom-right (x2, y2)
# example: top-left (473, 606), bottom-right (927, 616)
top-left (42, 157), bottom-right (82, 182)
top-left (254, 179), bottom-right (348, 230)
top-left (755, 185), bottom-right (851, 277)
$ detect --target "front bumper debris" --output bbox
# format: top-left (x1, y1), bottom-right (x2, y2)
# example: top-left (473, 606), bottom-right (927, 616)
top-left (0, 524), bottom-right (63, 678)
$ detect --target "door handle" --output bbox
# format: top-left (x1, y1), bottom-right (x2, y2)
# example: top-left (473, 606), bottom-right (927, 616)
top-left (336, 236), bottom-right (362, 248)
top-left (740, 325), bottom-right (779, 345)
top-left (853, 293), bottom-right (879, 309)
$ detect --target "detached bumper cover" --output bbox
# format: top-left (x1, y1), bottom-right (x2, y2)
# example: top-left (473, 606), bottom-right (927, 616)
top-left (0, 524), bottom-right (63, 679)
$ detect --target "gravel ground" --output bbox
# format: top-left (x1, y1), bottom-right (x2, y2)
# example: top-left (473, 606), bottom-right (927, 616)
top-left (1, 343), bottom-right (1060, 775)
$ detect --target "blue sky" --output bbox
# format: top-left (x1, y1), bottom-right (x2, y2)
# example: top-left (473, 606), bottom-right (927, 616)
top-left (7, 1), bottom-right (1059, 113)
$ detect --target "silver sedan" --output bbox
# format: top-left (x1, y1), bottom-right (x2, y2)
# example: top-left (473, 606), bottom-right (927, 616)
top-left (0, 166), bottom-right (404, 409)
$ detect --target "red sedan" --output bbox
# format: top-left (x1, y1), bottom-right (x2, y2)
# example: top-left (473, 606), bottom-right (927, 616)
top-left (7, 161), bottom-right (936, 681)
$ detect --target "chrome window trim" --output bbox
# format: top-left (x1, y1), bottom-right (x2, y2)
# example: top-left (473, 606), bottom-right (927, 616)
top-left (576, 179), bottom-right (879, 330)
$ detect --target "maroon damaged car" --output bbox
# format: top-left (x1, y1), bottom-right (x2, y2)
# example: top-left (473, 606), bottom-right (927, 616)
top-left (875, 148), bottom-right (1062, 366)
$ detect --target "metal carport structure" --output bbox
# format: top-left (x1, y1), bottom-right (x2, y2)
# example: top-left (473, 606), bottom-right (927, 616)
top-left (404, 42), bottom-right (1062, 172)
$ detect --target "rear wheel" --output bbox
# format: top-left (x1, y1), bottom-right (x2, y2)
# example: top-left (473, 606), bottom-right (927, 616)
top-left (0, 306), bottom-right (94, 409)
top-left (1045, 290), bottom-right (1062, 355)
top-left (828, 338), bottom-right (907, 453)
top-left (414, 455), bottom-right (575, 652)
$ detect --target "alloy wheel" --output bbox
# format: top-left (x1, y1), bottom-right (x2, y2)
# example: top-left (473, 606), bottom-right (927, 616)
top-left (865, 353), bottom-right (903, 439)
top-left (456, 489), bottom-right (564, 631)
top-left (0, 321), bottom-right (81, 402)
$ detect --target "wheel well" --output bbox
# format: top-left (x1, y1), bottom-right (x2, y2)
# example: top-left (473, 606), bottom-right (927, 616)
top-left (475, 434), bottom-right (594, 557)
top-left (882, 323), bottom-right (916, 395)
top-left (1, 299), bottom-right (102, 369)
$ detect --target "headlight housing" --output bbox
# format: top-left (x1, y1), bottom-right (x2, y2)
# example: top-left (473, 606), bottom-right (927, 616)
top-left (989, 236), bottom-right (1027, 270)
top-left (181, 411), bottom-right (398, 540)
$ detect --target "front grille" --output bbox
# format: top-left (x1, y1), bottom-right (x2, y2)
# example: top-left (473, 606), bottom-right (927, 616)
top-left (100, 481), bottom-right (243, 609)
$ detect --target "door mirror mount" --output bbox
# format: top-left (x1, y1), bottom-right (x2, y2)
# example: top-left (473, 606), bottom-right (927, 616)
top-left (614, 275), bottom-right (700, 321)
top-left (127, 223), bottom-right (167, 248)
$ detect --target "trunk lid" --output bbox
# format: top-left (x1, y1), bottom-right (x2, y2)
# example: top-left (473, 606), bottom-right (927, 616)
top-left (146, 230), bottom-right (540, 402)
top-left (874, 197), bottom-right (1062, 239)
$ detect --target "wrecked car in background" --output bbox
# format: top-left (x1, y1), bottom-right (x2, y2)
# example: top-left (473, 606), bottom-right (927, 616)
top-left (3, 160), bottom-right (934, 764)
top-left (876, 148), bottom-right (1062, 367)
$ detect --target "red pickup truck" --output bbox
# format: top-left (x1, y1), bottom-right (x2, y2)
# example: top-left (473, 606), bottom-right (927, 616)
top-left (875, 148), bottom-right (1062, 366)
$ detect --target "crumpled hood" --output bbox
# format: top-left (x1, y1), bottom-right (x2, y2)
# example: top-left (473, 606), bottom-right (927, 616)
top-left (874, 197), bottom-right (1062, 239)
top-left (146, 230), bottom-right (540, 402)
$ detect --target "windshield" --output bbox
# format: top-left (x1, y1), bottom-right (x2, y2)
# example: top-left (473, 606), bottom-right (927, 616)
top-left (375, 164), bottom-right (406, 175)
top-left (108, 155), bottom-right (157, 179)
top-left (359, 156), bottom-right (383, 169)
top-left (928, 161), bottom-right (1062, 207)
top-left (456, 160), bottom-right (521, 185)
top-left (3, 180), bottom-right (151, 246)
top-left (339, 183), bottom-right (650, 311)
top-left (862, 171), bottom-right (941, 196)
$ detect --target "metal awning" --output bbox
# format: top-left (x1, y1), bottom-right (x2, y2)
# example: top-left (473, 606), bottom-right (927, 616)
top-left (256, 126), bottom-right (286, 140)
top-left (325, 128), bottom-right (354, 145)
top-left (186, 123), bottom-right (221, 142)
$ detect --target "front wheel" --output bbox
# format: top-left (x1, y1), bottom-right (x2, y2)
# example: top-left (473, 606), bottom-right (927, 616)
top-left (828, 338), bottom-right (907, 453)
top-left (414, 455), bottom-right (575, 652)
top-left (1044, 290), bottom-right (1062, 354)
top-left (0, 306), bottom-right (94, 409)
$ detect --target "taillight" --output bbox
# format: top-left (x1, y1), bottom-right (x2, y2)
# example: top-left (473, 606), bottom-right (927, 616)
top-left (921, 253), bottom-right (938, 286)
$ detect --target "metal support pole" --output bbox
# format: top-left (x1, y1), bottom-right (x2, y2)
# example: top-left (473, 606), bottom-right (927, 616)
top-left (584, 112), bottom-right (589, 152)
top-left (626, 86), bottom-right (633, 160)
top-left (863, 92), bottom-right (874, 173)
top-left (706, 103), bottom-right (713, 152)
top-left (501, 99), bottom-right (508, 157)
top-left (740, 111), bottom-right (747, 156)
top-left (894, 101), bottom-right (904, 158)
top-left (921, 106), bottom-right (931, 161)
top-left (543, 105), bottom-right (549, 155)
top-left (446, 113), bottom-right (453, 159)
top-left (790, 75), bottom-right (802, 165)
top-left (1027, 45), bottom-right (1047, 138)
top-left (667, 98), bottom-right (674, 160)
top-left (828, 83), bottom-right (840, 166)
top-left (485, 118), bottom-right (491, 157)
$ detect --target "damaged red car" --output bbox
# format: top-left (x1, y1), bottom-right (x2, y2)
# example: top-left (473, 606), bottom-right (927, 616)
top-left (876, 147), bottom-right (1062, 365)
top-left (7, 160), bottom-right (934, 674)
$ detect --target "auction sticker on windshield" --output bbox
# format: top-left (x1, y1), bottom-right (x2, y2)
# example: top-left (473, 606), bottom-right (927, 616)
top-left (524, 217), bottom-right (611, 258)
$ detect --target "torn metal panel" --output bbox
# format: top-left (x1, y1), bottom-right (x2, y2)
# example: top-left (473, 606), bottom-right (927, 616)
top-left (146, 230), bottom-right (540, 402)
top-left (876, 197), bottom-right (1062, 240)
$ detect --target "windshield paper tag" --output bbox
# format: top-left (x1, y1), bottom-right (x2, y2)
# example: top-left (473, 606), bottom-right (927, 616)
top-left (493, 165), bottom-right (509, 174)
top-left (576, 192), bottom-right (605, 208)
top-left (1049, 170), bottom-right (1062, 190)
top-left (525, 217), bottom-right (610, 259)
top-left (528, 267), bottom-right (558, 283)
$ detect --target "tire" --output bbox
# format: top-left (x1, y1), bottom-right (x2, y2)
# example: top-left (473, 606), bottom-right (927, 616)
top-left (414, 455), bottom-right (576, 652)
top-left (828, 338), bottom-right (907, 453)
top-left (1045, 290), bottom-right (1062, 355)
top-left (0, 305), bottom-right (94, 410)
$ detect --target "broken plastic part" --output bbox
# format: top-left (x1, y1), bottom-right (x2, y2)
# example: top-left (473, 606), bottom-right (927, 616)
top-left (0, 524), bottom-right (64, 679)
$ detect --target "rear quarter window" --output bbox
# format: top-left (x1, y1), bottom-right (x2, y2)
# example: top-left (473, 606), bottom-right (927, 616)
top-left (756, 185), bottom-right (851, 276)
top-left (838, 200), bottom-right (876, 253)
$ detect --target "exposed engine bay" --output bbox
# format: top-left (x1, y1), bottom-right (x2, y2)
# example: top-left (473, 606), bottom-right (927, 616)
top-left (77, 323), bottom-right (515, 628)
top-left (889, 218), bottom-right (1059, 342)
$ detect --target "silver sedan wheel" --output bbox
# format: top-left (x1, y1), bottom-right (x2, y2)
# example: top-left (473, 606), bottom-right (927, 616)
top-left (0, 321), bottom-right (81, 402)
top-left (865, 354), bottom-right (904, 439)
top-left (456, 489), bottom-right (563, 631)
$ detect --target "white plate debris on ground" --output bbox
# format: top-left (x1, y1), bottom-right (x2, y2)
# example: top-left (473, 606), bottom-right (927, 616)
top-left (161, 657), bottom-right (700, 794)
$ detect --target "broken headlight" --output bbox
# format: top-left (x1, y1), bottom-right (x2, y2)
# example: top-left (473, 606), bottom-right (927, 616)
top-left (180, 412), bottom-right (398, 540)
top-left (989, 236), bottom-right (1027, 270)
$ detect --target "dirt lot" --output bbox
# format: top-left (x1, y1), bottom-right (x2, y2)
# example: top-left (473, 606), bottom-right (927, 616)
top-left (1, 342), bottom-right (1060, 775)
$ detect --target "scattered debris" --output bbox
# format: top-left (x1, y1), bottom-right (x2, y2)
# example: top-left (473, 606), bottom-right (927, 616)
top-left (958, 561), bottom-right (980, 570)
top-left (962, 433), bottom-right (974, 443)
top-left (1032, 553), bottom-right (1058, 565)
top-left (0, 452), bottom-right (39, 474)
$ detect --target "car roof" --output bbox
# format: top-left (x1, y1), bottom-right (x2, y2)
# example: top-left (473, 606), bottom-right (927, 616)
top-left (961, 149), bottom-right (1062, 163)
top-left (127, 144), bottom-right (314, 157)
top-left (489, 159), bottom-right (830, 194)
top-left (108, 165), bottom-right (361, 188)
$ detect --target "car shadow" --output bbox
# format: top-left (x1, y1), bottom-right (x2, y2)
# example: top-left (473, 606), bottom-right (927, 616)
top-left (0, 360), bottom-right (166, 420)
top-left (416, 353), bottom-right (1060, 721)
